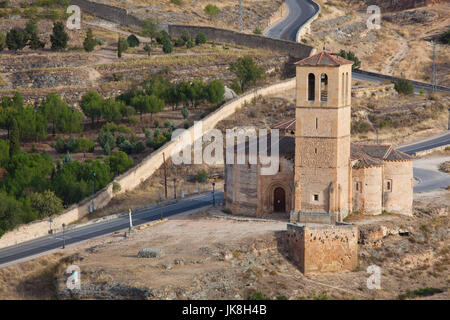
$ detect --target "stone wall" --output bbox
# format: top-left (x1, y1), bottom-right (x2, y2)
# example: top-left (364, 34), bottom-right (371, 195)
top-left (168, 25), bottom-right (315, 59)
top-left (70, 0), bottom-right (142, 27)
top-left (383, 160), bottom-right (413, 215)
top-left (287, 223), bottom-right (358, 274)
top-left (352, 166), bottom-right (383, 215)
top-left (0, 78), bottom-right (296, 249)
top-left (352, 83), bottom-right (398, 99)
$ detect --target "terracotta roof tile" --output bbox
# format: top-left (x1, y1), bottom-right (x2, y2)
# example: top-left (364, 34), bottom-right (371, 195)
top-left (295, 51), bottom-right (354, 67)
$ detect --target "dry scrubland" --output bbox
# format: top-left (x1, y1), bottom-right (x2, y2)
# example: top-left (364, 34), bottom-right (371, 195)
top-left (0, 15), bottom-right (287, 166)
top-left (307, 0), bottom-right (450, 86)
top-left (94, 0), bottom-right (283, 32)
top-left (215, 86), bottom-right (449, 146)
top-left (0, 192), bottom-right (448, 300)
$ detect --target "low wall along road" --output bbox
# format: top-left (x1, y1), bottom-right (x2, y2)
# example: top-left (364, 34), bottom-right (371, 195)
top-left (0, 79), bottom-right (297, 249)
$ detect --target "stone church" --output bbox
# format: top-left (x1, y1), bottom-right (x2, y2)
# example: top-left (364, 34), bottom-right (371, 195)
top-left (224, 51), bottom-right (413, 222)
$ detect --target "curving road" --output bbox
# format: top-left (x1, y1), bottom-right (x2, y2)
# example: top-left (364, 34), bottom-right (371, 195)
top-left (0, 193), bottom-right (224, 268)
top-left (265, 0), bottom-right (319, 41)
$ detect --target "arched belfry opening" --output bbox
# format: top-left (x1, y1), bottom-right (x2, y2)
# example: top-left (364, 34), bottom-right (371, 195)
top-left (273, 187), bottom-right (286, 213)
top-left (320, 73), bottom-right (328, 102)
top-left (308, 73), bottom-right (315, 101)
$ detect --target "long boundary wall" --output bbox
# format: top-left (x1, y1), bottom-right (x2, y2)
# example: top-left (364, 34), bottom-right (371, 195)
top-left (70, 0), bottom-right (315, 59)
top-left (0, 78), bottom-right (296, 249)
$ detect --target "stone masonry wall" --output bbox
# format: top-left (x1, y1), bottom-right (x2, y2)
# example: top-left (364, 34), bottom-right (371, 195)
top-left (288, 223), bottom-right (358, 274)
top-left (0, 79), bottom-right (297, 249)
top-left (383, 160), bottom-right (413, 215)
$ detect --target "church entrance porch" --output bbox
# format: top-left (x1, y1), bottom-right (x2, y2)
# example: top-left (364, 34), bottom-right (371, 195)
top-left (273, 187), bottom-right (286, 213)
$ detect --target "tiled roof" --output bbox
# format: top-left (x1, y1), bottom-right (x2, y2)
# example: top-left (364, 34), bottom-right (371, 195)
top-left (272, 118), bottom-right (296, 131)
top-left (233, 134), bottom-right (295, 158)
top-left (295, 51), bottom-right (354, 67)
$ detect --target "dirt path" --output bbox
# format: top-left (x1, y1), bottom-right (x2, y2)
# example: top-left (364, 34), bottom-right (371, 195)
top-left (382, 30), bottom-right (409, 75)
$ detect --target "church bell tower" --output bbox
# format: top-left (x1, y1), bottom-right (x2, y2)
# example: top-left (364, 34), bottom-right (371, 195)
top-left (293, 51), bottom-right (353, 220)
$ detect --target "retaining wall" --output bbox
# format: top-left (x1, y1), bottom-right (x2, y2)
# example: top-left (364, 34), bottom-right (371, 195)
top-left (0, 78), bottom-right (296, 249)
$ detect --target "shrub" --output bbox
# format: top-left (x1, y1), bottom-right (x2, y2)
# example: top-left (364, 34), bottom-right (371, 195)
top-left (174, 38), bottom-right (185, 47)
top-left (127, 34), bottom-right (140, 48)
top-left (153, 119), bottom-right (159, 128)
top-left (253, 28), bottom-right (262, 35)
top-left (112, 181), bottom-right (121, 193)
top-left (117, 37), bottom-right (128, 58)
top-left (184, 120), bottom-right (189, 129)
top-left (195, 33), bottom-right (206, 45)
top-left (196, 169), bottom-right (208, 183)
top-left (83, 28), bottom-right (97, 52)
top-left (97, 130), bottom-right (116, 155)
top-left (248, 291), bottom-right (270, 300)
top-left (394, 79), bottom-right (414, 95)
top-left (181, 108), bottom-right (189, 119)
top-left (6, 28), bottom-right (27, 51)
top-left (170, 0), bottom-right (182, 5)
top-left (30, 190), bottom-right (64, 219)
top-left (204, 4), bottom-right (219, 18)
top-left (440, 29), bottom-right (450, 44)
top-left (186, 39), bottom-right (194, 49)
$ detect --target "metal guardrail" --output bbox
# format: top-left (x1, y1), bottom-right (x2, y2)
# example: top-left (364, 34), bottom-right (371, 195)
top-left (353, 69), bottom-right (450, 93)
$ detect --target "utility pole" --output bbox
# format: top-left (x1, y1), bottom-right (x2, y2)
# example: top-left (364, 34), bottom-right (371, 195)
top-left (432, 40), bottom-right (438, 92)
top-left (239, 0), bottom-right (243, 32)
top-left (163, 152), bottom-right (168, 199)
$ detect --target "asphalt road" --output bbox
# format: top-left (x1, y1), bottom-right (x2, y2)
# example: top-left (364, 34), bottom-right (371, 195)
top-left (265, 0), bottom-right (318, 41)
top-left (397, 131), bottom-right (450, 155)
top-left (0, 193), bottom-right (224, 267)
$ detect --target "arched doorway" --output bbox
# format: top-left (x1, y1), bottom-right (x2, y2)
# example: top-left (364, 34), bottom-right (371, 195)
top-left (273, 187), bottom-right (286, 212)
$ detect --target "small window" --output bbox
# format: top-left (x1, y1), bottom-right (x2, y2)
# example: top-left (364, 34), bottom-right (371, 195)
top-left (386, 180), bottom-right (392, 192)
top-left (314, 148), bottom-right (317, 154)
top-left (308, 73), bottom-right (315, 101)
top-left (355, 182), bottom-right (362, 193)
top-left (355, 182), bottom-right (359, 191)
top-left (313, 194), bottom-right (319, 201)
top-left (315, 117), bottom-right (318, 129)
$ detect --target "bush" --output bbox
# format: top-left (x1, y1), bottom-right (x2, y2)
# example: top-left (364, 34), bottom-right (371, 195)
top-left (50, 21), bottom-right (69, 51)
top-left (195, 33), bottom-right (206, 45)
top-left (394, 79), bottom-right (414, 95)
top-left (112, 181), bottom-right (121, 193)
top-left (253, 28), bottom-right (262, 35)
top-left (186, 39), bottom-right (194, 49)
top-left (440, 29), bottom-right (450, 44)
top-left (196, 169), bottom-right (208, 183)
top-left (170, 0), bottom-right (182, 5)
top-left (184, 120), bottom-right (189, 129)
top-left (174, 38), bottom-right (186, 47)
top-left (204, 4), bottom-right (219, 18)
top-left (6, 28), bottom-right (27, 51)
top-left (127, 34), bottom-right (140, 48)
top-left (97, 130), bottom-right (116, 155)
top-left (117, 37), bottom-right (128, 58)
top-left (30, 190), bottom-right (63, 219)
top-left (181, 108), bottom-right (189, 119)
top-left (83, 28), bottom-right (97, 52)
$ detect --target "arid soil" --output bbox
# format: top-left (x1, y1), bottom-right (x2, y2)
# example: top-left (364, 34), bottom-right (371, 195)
top-left (0, 190), bottom-right (447, 300)
top-left (94, 0), bottom-right (283, 32)
top-left (308, 0), bottom-right (450, 86)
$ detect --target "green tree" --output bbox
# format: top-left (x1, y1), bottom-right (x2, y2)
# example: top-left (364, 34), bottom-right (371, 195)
top-left (80, 90), bottom-right (103, 125)
top-left (0, 192), bottom-right (34, 238)
top-left (30, 190), bottom-right (64, 219)
top-left (127, 34), bottom-right (140, 48)
top-left (25, 19), bottom-right (44, 49)
top-left (83, 28), bottom-right (97, 52)
top-left (140, 17), bottom-right (159, 44)
top-left (106, 151), bottom-right (133, 175)
top-left (162, 37), bottom-right (173, 54)
top-left (181, 107), bottom-right (189, 119)
top-left (97, 129), bottom-right (116, 155)
top-left (117, 37), bottom-right (128, 58)
top-left (50, 21), bottom-right (69, 51)
top-left (206, 79), bottom-right (225, 104)
top-left (229, 57), bottom-right (265, 92)
top-left (8, 118), bottom-right (20, 157)
top-left (0, 32), bottom-right (6, 51)
top-left (338, 50), bottom-right (361, 70)
top-left (144, 43), bottom-right (151, 56)
top-left (131, 94), bottom-right (164, 121)
top-left (6, 28), bottom-right (27, 51)
top-left (101, 98), bottom-right (123, 123)
top-left (41, 93), bottom-right (82, 134)
top-left (0, 139), bottom-right (9, 166)
top-left (440, 29), bottom-right (450, 44)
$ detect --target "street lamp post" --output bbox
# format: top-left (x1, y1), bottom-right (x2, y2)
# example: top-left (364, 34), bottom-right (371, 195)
top-left (173, 178), bottom-right (177, 200)
top-left (49, 218), bottom-right (53, 234)
top-left (62, 223), bottom-right (66, 249)
top-left (212, 182), bottom-right (216, 206)
top-left (90, 172), bottom-right (96, 213)
top-left (159, 196), bottom-right (163, 220)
